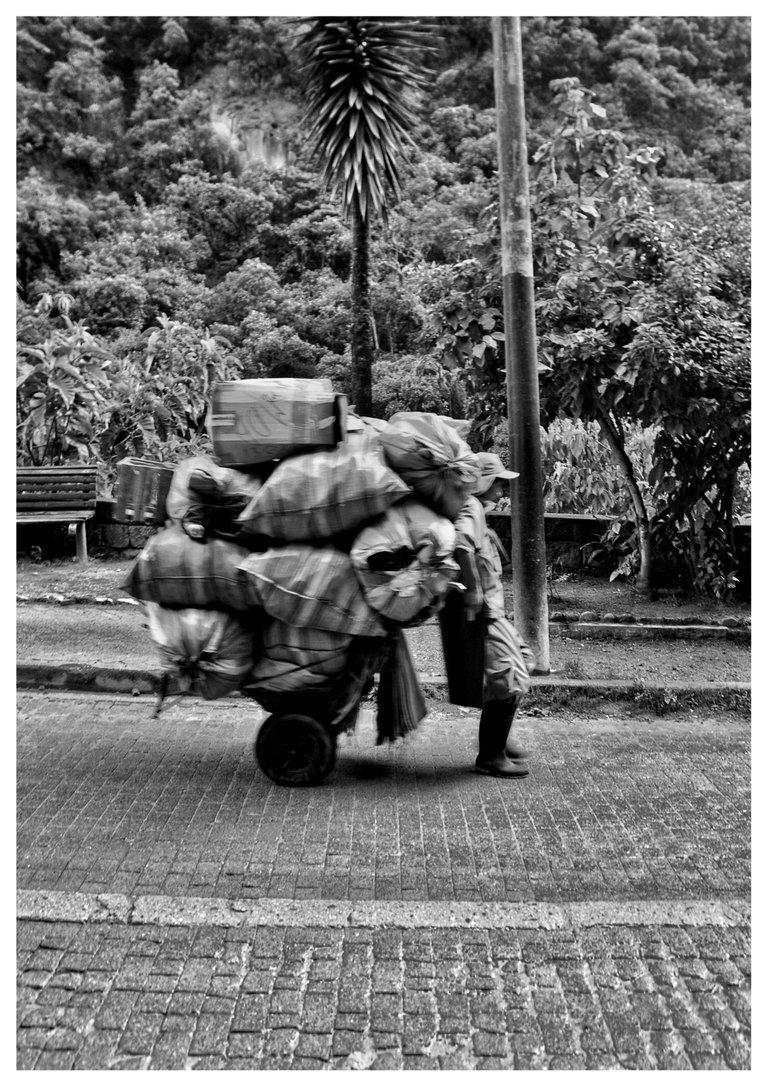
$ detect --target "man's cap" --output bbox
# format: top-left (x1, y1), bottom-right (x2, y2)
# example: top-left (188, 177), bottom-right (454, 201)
top-left (471, 451), bottom-right (520, 495)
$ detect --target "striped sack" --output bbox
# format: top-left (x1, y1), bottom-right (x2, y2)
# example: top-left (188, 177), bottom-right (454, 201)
top-left (378, 411), bottom-right (481, 519)
top-left (350, 497), bottom-right (459, 626)
top-left (123, 525), bottom-right (253, 612)
top-left (239, 547), bottom-right (386, 637)
top-left (243, 622), bottom-right (353, 696)
top-left (145, 603), bottom-right (256, 701)
top-left (165, 455), bottom-right (262, 540)
top-left (236, 446), bottom-right (411, 542)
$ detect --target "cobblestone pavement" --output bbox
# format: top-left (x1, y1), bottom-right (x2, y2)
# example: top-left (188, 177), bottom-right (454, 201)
top-left (17, 692), bottom-right (751, 1070)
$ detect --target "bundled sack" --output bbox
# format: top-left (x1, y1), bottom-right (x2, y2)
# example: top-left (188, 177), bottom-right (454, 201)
top-left (165, 455), bottom-right (263, 541)
top-left (237, 445), bottom-right (410, 543)
top-left (351, 497), bottom-right (460, 625)
top-left (242, 621), bottom-right (353, 696)
top-left (239, 546), bottom-right (386, 637)
top-left (208, 377), bottom-right (347, 466)
top-left (145, 602), bottom-right (255, 700)
top-left (124, 525), bottom-right (254, 612)
top-left (378, 411), bottom-right (481, 519)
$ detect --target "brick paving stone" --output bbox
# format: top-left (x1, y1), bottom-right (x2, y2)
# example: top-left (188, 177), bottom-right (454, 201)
top-left (34, 1048), bottom-right (77, 1070)
top-left (119, 1012), bottom-right (165, 1056)
top-left (189, 1014), bottom-right (232, 1057)
top-left (294, 1032), bottom-right (332, 1060)
top-left (149, 1030), bottom-right (194, 1068)
top-left (71, 1028), bottom-right (122, 1070)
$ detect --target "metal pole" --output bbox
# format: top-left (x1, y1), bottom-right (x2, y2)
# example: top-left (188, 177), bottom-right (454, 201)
top-left (491, 16), bottom-right (550, 672)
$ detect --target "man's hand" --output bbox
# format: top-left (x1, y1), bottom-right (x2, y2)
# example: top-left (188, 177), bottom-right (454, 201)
top-left (463, 590), bottom-right (482, 622)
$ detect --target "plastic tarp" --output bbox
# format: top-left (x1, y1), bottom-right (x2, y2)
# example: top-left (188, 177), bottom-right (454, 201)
top-left (237, 446), bottom-right (411, 542)
top-left (145, 603), bottom-right (256, 700)
top-left (351, 497), bottom-right (460, 625)
top-left (243, 621), bottom-right (354, 696)
top-left (124, 525), bottom-right (254, 612)
top-left (165, 455), bottom-right (262, 541)
top-left (378, 411), bottom-right (481, 519)
top-left (239, 546), bottom-right (386, 637)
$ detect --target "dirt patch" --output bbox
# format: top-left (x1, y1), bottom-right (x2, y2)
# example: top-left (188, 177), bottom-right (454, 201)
top-left (17, 557), bottom-right (135, 599)
top-left (407, 622), bottom-right (749, 686)
top-left (537, 572), bottom-right (749, 624)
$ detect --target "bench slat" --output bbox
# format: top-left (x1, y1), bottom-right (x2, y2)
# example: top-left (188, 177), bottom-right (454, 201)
top-left (18, 493), bottom-right (96, 506)
top-left (17, 511), bottom-right (95, 523)
top-left (16, 466), bottom-right (98, 512)
top-left (17, 499), bottom-right (96, 510)
top-left (17, 483), bottom-right (96, 494)
top-left (16, 468), bottom-right (97, 477)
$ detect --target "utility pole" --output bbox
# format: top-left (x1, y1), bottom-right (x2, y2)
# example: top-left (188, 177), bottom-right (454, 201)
top-left (491, 16), bottom-right (550, 672)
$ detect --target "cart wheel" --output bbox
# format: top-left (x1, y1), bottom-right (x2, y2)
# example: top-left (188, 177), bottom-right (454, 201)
top-left (254, 714), bottom-right (336, 786)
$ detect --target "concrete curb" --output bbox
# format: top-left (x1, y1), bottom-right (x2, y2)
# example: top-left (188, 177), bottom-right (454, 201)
top-left (17, 888), bottom-right (751, 931)
top-left (17, 595), bottom-right (751, 640)
top-left (556, 622), bottom-right (749, 643)
top-left (17, 663), bottom-right (751, 714)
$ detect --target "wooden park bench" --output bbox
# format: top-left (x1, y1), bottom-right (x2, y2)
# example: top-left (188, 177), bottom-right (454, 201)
top-left (16, 465), bottom-right (99, 563)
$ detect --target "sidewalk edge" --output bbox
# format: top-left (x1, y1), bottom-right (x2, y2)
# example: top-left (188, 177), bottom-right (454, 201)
top-left (17, 663), bottom-right (751, 712)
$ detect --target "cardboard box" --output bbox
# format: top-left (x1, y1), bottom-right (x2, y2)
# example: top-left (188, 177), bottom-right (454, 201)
top-left (208, 379), bottom-right (347, 466)
top-left (114, 458), bottom-right (174, 524)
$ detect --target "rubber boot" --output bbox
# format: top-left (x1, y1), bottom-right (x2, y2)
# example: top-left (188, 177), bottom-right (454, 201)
top-left (502, 695), bottom-right (530, 761)
top-left (475, 701), bottom-right (529, 778)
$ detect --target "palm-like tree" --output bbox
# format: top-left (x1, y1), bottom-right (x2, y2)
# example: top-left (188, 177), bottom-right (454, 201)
top-left (294, 18), bottom-right (432, 415)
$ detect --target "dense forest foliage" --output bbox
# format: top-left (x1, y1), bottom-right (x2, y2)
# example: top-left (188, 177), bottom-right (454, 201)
top-left (16, 16), bottom-right (750, 596)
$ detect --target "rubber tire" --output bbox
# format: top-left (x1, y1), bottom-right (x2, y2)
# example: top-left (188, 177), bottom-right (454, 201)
top-left (254, 713), bottom-right (336, 787)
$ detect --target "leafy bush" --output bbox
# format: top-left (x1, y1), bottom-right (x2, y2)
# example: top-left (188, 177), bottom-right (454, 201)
top-left (371, 355), bottom-right (456, 419)
top-left (97, 316), bottom-right (242, 478)
top-left (16, 294), bottom-right (114, 468)
top-left (492, 417), bottom-right (656, 518)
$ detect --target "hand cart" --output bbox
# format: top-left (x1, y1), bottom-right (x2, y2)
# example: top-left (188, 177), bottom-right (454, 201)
top-left (241, 635), bottom-right (390, 787)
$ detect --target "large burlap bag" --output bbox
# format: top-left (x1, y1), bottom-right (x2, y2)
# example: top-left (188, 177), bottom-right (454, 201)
top-left (145, 603), bottom-right (256, 700)
top-left (378, 411), bottom-right (481, 519)
top-left (239, 546), bottom-right (386, 637)
top-left (124, 525), bottom-right (253, 612)
top-left (165, 455), bottom-right (263, 541)
top-left (350, 497), bottom-right (459, 625)
top-left (236, 446), bottom-right (410, 542)
top-left (242, 621), bottom-right (353, 696)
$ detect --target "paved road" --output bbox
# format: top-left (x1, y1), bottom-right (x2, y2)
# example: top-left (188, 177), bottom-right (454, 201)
top-left (17, 691), bottom-right (750, 1070)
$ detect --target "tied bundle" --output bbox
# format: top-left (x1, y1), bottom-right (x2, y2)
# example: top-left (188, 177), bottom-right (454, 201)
top-left (378, 411), bottom-right (481, 520)
top-left (165, 455), bottom-right (263, 542)
top-left (239, 547), bottom-right (386, 637)
top-left (241, 622), bottom-right (354, 698)
top-left (145, 604), bottom-right (256, 702)
top-left (236, 445), bottom-right (410, 543)
top-left (350, 497), bottom-right (459, 626)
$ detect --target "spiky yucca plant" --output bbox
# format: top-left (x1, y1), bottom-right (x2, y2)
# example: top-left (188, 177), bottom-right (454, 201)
top-left (294, 18), bottom-right (432, 415)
